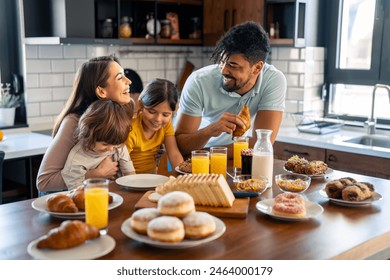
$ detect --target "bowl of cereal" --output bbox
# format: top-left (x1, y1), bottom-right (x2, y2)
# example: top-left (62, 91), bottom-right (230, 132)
top-left (275, 173), bottom-right (311, 193)
top-left (233, 175), bottom-right (269, 197)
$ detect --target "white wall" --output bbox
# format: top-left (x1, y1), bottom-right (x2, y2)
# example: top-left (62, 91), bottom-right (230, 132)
top-left (23, 44), bottom-right (324, 130)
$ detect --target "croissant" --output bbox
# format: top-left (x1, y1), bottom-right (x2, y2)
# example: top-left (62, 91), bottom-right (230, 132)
top-left (67, 187), bottom-right (113, 211)
top-left (341, 182), bottom-right (375, 201)
top-left (46, 194), bottom-right (78, 213)
top-left (233, 104), bottom-right (251, 137)
top-left (37, 220), bottom-right (100, 249)
top-left (67, 187), bottom-right (85, 211)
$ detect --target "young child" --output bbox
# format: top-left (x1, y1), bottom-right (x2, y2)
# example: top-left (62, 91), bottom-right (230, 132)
top-left (61, 100), bottom-right (135, 189)
top-left (126, 78), bottom-right (184, 173)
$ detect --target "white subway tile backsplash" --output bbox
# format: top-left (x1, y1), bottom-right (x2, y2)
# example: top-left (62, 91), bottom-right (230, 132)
top-left (40, 101), bottom-right (66, 115)
top-left (64, 45), bottom-right (87, 58)
top-left (38, 46), bottom-right (63, 59)
top-left (26, 60), bottom-right (52, 73)
top-left (26, 74), bottom-right (39, 88)
top-left (278, 48), bottom-right (300, 60)
top-left (51, 59), bottom-right (76, 73)
top-left (25, 45), bottom-right (38, 59)
top-left (288, 61), bottom-right (306, 73)
top-left (271, 61), bottom-right (288, 73)
top-left (26, 88), bottom-right (52, 102)
top-left (64, 73), bottom-right (76, 86)
top-left (52, 87), bottom-right (72, 101)
top-left (285, 74), bottom-right (299, 87)
top-left (39, 73), bottom-right (64, 87)
top-left (26, 103), bottom-right (40, 117)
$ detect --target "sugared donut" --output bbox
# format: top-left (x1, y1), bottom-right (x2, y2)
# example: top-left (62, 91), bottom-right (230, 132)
top-left (274, 192), bottom-right (304, 205)
top-left (272, 193), bottom-right (306, 218)
top-left (147, 216), bottom-right (185, 243)
top-left (157, 191), bottom-right (195, 217)
top-left (130, 208), bottom-right (159, 235)
top-left (182, 211), bottom-right (216, 239)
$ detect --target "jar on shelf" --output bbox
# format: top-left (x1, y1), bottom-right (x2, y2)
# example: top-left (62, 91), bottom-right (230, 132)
top-left (146, 12), bottom-right (161, 38)
top-left (119, 16), bottom-right (132, 38)
top-left (189, 17), bottom-right (201, 39)
top-left (160, 19), bottom-right (172, 38)
top-left (101, 18), bottom-right (114, 38)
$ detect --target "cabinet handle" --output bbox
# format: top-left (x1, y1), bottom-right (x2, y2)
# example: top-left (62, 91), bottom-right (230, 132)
top-left (327, 154), bottom-right (337, 162)
top-left (283, 149), bottom-right (309, 156)
top-left (232, 9), bottom-right (236, 26)
top-left (224, 10), bottom-right (229, 31)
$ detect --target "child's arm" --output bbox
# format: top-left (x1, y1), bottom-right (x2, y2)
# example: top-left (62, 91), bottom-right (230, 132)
top-left (117, 145), bottom-right (136, 176)
top-left (164, 135), bottom-right (184, 170)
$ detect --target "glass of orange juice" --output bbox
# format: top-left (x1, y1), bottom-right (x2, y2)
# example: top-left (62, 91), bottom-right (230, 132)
top-left (233, 136), bottom-right (249, 177)
top-left (84, 178), bottom-right (109, 235)
top-left (191, 150), bottom-right (210, 174)
top-left (210, 147), bottom-right (227, 178)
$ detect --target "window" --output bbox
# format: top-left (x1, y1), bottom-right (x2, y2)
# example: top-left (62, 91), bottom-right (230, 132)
top-left (325, 0), bottom-right (390, 125)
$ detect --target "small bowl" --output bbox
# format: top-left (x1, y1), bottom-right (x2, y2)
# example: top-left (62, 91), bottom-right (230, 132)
top-left (233, 175), bottom-right (269, 196)
top-left (275, 173), bottom-right (311, 193)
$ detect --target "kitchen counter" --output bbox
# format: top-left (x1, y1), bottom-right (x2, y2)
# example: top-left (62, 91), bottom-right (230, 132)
top-left (0, 132), bottom-right (52, 160)
top-left (277, 116), bottom-right (390, 159)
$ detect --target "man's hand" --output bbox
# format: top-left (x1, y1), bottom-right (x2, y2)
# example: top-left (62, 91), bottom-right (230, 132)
top-left (207, 112), bottom-right (247, 136)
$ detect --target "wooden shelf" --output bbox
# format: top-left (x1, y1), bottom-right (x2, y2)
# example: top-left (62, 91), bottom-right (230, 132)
top-left (270, 38), bottom-right (294, 46)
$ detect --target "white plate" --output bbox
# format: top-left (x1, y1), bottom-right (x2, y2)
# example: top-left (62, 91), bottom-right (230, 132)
top-left (31, 191), bottom-right (123, 219)
top-left (175, 166), bottom-right (191, 175)
top-left (319, 189), bottom-right (383, 207)
top-left (121, 216), bottom-right (226, 249)
top-left (27, 234), bottom-right (115, 260)
top-left (115, 174), bottom-right (169, 190)
top-left (283, 166), bottom-right (333, 178)
top-left (256, 198), bottom-right (324, 221)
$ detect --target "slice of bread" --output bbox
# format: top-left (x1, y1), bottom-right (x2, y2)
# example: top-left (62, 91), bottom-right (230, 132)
top-left (156, 174), bottom-right (235, 207)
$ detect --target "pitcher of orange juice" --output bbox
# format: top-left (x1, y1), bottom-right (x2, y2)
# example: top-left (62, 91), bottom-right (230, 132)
top-left (191, 150), bottom-right (210, 174)
top-left (84, 178), bottom-right (109, 234)
top-left (210, 147), bottom-right (227, 178)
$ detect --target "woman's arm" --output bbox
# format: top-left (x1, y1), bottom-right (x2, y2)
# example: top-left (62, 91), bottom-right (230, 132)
top-left (36, 115), bottom-right (79, 192)
top-left (164, 135), bottom-right (184, 170)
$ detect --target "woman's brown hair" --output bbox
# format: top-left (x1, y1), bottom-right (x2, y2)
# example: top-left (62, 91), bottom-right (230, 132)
top-left (53, 55), bottom-right (121, 136)
top-left (76, 100), bottom-right (133, 152)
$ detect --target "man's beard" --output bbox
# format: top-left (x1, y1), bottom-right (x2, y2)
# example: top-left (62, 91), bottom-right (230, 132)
top-left (221, 75), bottom-right (239, 92)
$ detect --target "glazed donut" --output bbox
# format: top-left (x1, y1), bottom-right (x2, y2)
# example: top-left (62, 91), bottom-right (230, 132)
top-left (182, 212), bottom-right (216, 239)
top-left (130, 208), bottom-right (159, 235)
top-left (157, 191), bottom-right (195, 217)
top-left (272, 202), bottom-right (306, 218)
top-left (274, 193), bottom-right (304, 205)
top-left (148, 192), bottom-right (162, 203)
top-left (272, 193), bottom-right (306, 218)
top-left (147, 216), bottom-right (185, 243)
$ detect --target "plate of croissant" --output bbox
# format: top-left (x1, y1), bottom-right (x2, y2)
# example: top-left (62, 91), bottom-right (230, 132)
top-left (319, 177), bottom-right (383, 206)
top-left (27, 220), bottom-right (116, 259)
top-left (31, 188), bottom-right (123, 219)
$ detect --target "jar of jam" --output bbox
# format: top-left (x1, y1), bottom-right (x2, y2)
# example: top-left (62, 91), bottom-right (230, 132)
top-left (160, 19), bottom-right (172, 38)
top-left (119, 16), bottom-right (132, 38)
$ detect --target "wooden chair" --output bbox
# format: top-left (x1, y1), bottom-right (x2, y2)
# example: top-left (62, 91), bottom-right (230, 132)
top-left (0, 151), bottom-right (4, 204)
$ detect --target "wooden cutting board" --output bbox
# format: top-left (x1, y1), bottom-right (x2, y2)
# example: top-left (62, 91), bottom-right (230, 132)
top-left (135, 191), bottom-right (249, 219)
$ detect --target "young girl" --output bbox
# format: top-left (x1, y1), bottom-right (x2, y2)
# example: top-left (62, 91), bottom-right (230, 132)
top-left (126, 78), bottom-right (184, 174)
top-left (61, 100), bottom-right (135, 189)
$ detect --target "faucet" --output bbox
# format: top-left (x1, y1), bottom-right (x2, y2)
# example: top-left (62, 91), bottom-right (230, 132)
top-left (365, 84), bottom-right (390, 135)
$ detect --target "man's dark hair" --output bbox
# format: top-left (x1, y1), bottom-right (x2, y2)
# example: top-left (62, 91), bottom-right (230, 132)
top-left (211, 21), bottom-right (270, 65)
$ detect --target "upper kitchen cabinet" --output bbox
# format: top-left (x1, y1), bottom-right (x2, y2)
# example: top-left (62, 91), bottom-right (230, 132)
top-left (23, 0), bottom-right (203, 46)
top-left (117, 0), bottom-right (203, 45)
top-left (203, 0), bottom-right (264, 46)
top-left (264, 0), bottom-right (324, 47)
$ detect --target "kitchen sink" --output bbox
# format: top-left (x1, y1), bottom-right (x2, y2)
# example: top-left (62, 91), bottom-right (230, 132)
top-left (343, 135), bottom-right (390, 149)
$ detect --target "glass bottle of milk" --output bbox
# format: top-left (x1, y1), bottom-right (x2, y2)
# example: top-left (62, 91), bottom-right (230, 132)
top-left (252, 129), bottom-right (274, 184)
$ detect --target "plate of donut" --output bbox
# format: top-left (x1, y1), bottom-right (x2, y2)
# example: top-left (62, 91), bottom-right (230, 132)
top-left (256, 198), bottom-right (324, 221)
top-left (121, 216), bottom-right (226, 249)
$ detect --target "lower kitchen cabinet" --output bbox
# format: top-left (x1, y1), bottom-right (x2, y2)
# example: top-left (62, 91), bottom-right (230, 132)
top-left (274, 141), bottom-right (390, 179)
top-left (273, 141), bottom-right (326, 162)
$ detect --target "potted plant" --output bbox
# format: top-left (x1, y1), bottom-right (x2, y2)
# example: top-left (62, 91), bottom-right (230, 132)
top-left (0, 84), bottom-right (22, 126)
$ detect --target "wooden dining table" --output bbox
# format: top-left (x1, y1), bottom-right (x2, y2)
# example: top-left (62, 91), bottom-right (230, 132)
top-left (1, 159), bottom-right (390, 260)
